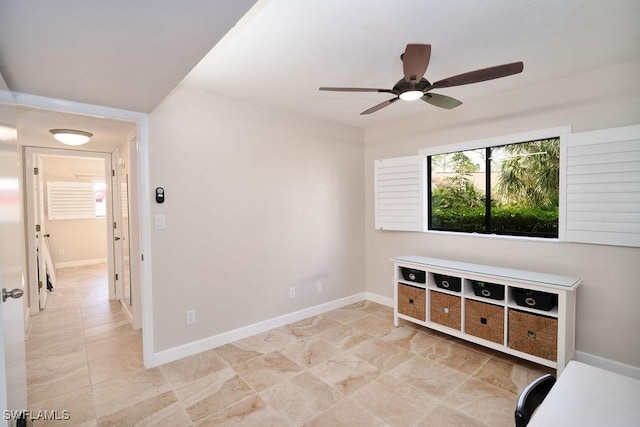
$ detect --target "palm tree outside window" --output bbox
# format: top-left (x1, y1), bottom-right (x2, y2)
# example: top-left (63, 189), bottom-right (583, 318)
top-left (428, 138), bottom-right (560, 238)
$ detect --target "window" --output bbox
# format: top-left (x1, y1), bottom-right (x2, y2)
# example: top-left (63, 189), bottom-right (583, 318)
top-left (428, 138), bottom-right (560, 238)
top-left (94, 181), bottom-right (106, 217)
top-left (47, 181), bottom-right (107, 220)
top-left (377, 125), bottom-right (639, 246)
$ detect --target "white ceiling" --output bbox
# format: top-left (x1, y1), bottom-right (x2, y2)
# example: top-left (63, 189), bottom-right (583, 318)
top-left (1, 0), bottom-right (639, 141)
top-left (0, 0), bottom-right (258, 113)
top-left (15, 107), bottom-right (136, 153)
top-left (185, 0), bottom-right (640, 128)
top-left (0, 0), bottom-right (256, 150)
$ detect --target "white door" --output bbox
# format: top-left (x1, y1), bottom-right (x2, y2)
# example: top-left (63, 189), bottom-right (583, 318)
top-left (24, 150), bottom-right (49, 315)
top-left (0, 101), bottom-right (27, 424)
top-left (111, 148), bottom-right (124, 301)
top-left (113, 147), bottom-right (132, 309)
top-left (34, 155), bottom-right (48, 309)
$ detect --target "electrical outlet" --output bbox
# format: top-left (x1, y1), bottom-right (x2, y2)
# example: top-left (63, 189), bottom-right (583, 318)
top-left (186, 309), bottom-right (196, 325)
top-left (58, 248), bottom-right (64, 255)
top-left (289, 287), bottom-right (296, 298)
top-left (316, 282), bottom-right (323, 293)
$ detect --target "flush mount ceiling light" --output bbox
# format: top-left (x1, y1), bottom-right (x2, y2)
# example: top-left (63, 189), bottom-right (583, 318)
top-left (49, 129), bottom-right (93, 146)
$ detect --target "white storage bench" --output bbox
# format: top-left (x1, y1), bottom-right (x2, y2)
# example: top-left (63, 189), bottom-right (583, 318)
top-left (393, 255), bottom-right (582, 373)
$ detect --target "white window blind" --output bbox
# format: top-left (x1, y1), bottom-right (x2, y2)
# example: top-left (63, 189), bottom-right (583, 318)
top-left (121, 182), bottom-right (129, 218)
top-left (564, 124), bottom-right (640, 247)
top-left (374, 155), bottom-right (425, 231)
top-left (47, 181), bottom-right (96, 220)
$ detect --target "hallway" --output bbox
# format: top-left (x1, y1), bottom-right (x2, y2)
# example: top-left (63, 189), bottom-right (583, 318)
top-left (26, 263), bottom-right (143, 425)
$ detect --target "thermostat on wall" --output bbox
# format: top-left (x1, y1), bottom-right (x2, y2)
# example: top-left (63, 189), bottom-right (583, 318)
top-left (155, 187), bottom-right (165, 203)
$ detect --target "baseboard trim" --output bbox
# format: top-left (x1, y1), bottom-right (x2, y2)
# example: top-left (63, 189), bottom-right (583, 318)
top-left (55, 258), bottom-right (107, 269)
top-left (151, 292), bottom-right (367, 367)
top-left (575, 351), bottom-right (640, 380)
top-left (120, 300), bottom-right (136, 329)
top-left (365, 292), bottom-right (393, 308)
top-left (24, 307), bottom-right (32, 341)
top-left (149, 291), bottom-right (640, 380)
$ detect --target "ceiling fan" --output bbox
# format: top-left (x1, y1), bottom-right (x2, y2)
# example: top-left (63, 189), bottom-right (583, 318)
top-left (319, 44), bottom-right (523, 115)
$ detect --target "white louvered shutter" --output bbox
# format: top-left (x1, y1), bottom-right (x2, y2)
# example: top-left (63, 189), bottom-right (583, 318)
top-left (121, 182), bottom-right (129, 218)
top-left (47, 181), bottom-right (96, 220)
top-left (374, 155), bottom-right (426, 231)
top-left (564, 124), bottom-right (640, 247)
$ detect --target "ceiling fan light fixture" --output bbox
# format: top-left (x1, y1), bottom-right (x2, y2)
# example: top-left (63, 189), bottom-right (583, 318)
top-left (49, 129), bottom-right (93, 146)
top-left (399, 90), bottom-right (424, 101)
top-left (320, 44), bottom-right (523, 114)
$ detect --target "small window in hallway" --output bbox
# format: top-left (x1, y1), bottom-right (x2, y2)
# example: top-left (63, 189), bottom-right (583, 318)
top-left (94, 181), bottom-right (106, 217)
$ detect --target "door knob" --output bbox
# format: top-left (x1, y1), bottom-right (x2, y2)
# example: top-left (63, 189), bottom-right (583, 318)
top-left (43, 233), bottom-right (50, 238)
top-left (114, 237), bottom-right (121, 241)
top-left (2, 288), bottom-right (24, 302)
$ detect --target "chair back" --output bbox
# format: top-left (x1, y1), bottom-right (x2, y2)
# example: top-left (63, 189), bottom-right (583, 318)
top-left (515, 373), bottom-right (556, 427)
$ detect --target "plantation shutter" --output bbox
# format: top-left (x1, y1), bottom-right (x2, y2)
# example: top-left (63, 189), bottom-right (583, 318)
top-left (374, 155), bottom-right (426, 231)
top-left (47, 181), bottom-right (96, 220)
top-left (121, 182), bottom-right (129, 218)
top-left (563, 124), bottom-right (640, 247)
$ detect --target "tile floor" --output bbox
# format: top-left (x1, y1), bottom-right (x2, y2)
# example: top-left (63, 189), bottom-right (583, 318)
top-left (26, 264), bottom-right (553, 426)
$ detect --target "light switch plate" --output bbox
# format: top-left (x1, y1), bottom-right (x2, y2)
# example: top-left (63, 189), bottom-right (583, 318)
top-left (155, 214), bottom-right (166, 229)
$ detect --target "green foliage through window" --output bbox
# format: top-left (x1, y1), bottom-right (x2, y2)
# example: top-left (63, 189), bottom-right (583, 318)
top-left (428, 138), bottom-right (560, 238)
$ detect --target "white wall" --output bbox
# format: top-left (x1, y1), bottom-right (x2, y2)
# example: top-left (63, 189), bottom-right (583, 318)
top-left (364, 59), bottom-right (640, 368)
top-left (41, 156), bottom-right (107, 266)
top-left (149, 88), bottom-right (365, 352)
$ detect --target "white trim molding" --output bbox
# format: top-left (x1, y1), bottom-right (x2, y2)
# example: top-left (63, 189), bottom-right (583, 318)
top-left (365, 292), bottom-right (393, 308)
top-left (418, 126), bottom-right (572, 157)
top-left (575, 351), bottom-right (640, 380)
top-left (55, 258), bottom-right (108, 269)
top-left (23, 307), bottom-right (32, 341)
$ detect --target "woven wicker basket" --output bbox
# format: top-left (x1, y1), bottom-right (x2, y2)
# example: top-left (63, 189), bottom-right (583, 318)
top-left (397, 284), bottom-right (426, 321)
top-left (430, 291), bottom-right (461, 330)
top-left (508, 309), bottom-right (557, 361)
top-left (465, 299), bottom-right (505, 344)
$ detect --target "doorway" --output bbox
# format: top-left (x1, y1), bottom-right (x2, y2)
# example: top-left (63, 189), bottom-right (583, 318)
top-left (1, 98), bottom-right (152, 418)
top-left (111, 145), bottom-right (135, 320)
top-left (17, 108), bottom-right (148, 410)
top-left (23, 142), bottom-right (137, 332)
top-left (24, 148), bottom-right (119, 316)
top-left (16, 104), bottom-right (142, 330)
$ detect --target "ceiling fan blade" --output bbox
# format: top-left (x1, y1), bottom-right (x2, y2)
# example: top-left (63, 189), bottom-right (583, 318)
top-left (403, 44), bottom-right (431, 83)
top-left (432, 61), bottom-right (523, 89)
top-left (319, 87), bottom-right (393, 93)
top-left (421, 93), bottom-right (462, 109)
top-left (360, 97), bottom-right (399, 115)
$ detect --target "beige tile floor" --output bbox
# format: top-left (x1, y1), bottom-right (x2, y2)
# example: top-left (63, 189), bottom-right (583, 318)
top-left (26, 264), bottom-right (553, 426)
